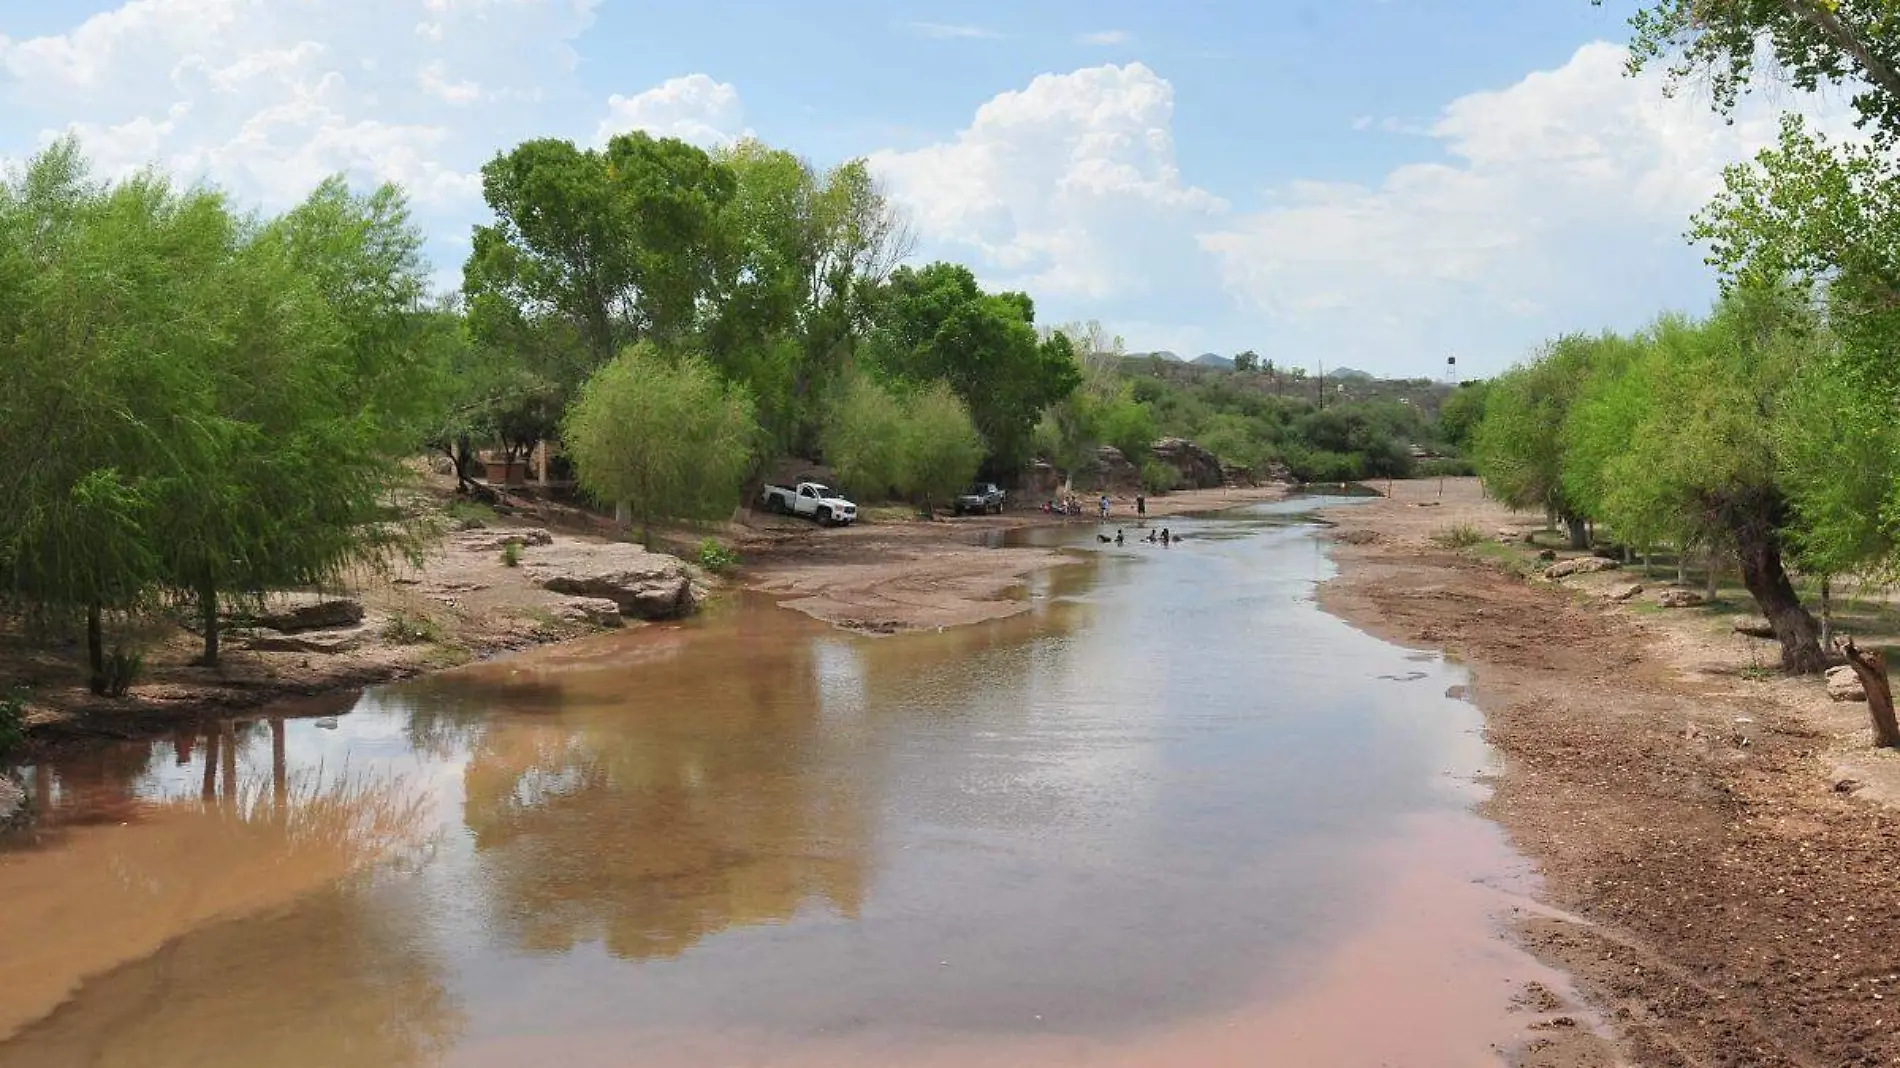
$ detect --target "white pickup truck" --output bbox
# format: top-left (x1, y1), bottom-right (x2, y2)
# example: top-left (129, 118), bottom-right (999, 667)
top-left (757, 482), bottom-right (858, 526)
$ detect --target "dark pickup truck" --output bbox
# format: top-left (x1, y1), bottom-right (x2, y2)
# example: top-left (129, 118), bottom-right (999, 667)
top-left (953, 482), bottom-right (1006, 516)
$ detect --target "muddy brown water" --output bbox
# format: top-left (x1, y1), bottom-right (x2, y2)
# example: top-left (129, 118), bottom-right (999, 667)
top-left (0, 500), bottom-right (1591, 1066)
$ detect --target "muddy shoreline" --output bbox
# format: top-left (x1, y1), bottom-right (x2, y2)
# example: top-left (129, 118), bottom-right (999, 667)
top-left (1316, 478), bottom-right (1900, 1067)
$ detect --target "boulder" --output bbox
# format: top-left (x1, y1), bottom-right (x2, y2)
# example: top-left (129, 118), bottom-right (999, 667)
top-left (1603, 582), bottom-right (1645, 603)
top-left (528, 543), bottom-right (699, 620)
top-left (1656, 588), bottom-right (1706, 609)
top-left (455, 527), bottom-right (554, 553)
top-left (1150, 437), bottom-right (1225, 490)
top-left (0, 775), bottom-right (25, 828)
top-left (258, 594), bottom-right (364, 633)
top-left (1074, 445), bottom-right (1141, 492)
top-left (1732, 617), bottom-right (1777, 639)
top-left (1220, 462), bottom-right (1257, 488)
top-left (553, 597), bottom-right (626, 628)
top-left (1827, 665), bottom-right (1866, 702)
top-left (1545, 556), bottom-right (1619, 579)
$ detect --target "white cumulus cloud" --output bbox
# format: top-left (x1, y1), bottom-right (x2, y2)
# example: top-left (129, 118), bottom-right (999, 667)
top-left (871, 62), bottom-right (1225, 301)
top-left (0, 0), bottom-right (599, 216)
top-left (1079, 30), bottom-right (1131, 46)
top-left (596, 74), bottom-right (747, 148)
top-left (1196, 41), bottom-right (1860, 373)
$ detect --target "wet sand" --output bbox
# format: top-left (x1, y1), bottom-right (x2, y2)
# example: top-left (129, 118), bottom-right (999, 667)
top-left (1319, 478), bottom-right (1900, 1066)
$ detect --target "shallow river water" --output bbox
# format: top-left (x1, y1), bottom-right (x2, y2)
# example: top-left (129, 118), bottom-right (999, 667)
top-left (0, 499), bottom-right (1584, 1066)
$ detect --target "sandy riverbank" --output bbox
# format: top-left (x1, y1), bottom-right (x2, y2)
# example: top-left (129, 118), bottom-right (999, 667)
top-left (734, 483), bottom-right (1288, 632)
top-left (1317, 478), bottom-right (1900, 1067)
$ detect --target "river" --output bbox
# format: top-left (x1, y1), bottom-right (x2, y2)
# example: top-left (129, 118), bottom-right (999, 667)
top-left (0, 499), bottom-right (1588, 1066)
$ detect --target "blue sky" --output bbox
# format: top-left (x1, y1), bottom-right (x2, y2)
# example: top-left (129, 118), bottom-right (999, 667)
top-left (0, 1), bottom-right (1842, 376)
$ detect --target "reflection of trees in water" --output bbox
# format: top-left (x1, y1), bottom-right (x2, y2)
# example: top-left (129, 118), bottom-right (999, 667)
top-left (0, 721), bottom-right (440, 1054)
top-left (0, 885), bottom-right (462, 1068)
top-left (460, 618), bottom-right (872, 962)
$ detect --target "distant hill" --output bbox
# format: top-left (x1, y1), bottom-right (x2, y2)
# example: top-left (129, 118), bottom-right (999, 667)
top-left (1328, 366), bottom-right (1374, 382)
top-left (1191, 352), bottom-right (1235, 370)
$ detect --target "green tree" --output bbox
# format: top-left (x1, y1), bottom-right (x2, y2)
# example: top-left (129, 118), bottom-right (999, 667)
top-left (1233, 350), bottom-right (1260, 373)
top-left (865, 263), bottom-right (1081, 469)
top-left (0, 146), bottom-right (228, 686)
top-left (1472, 335), bottom-right (1598, 545)
top-left (154, 177), bottom-right (442, 666)
top-left (465, 133), bottom-right (734, 367)
top-left (820, 371), bottom-right (907, 500)
top-left (563, 344), bottom-right (758, 541)
top-left (1618, 0), bottom-right (1900, 141)
top-left (897, 382), bottom-right (985, 516)
top-left (1436, 381), bottom-right (1492, 450)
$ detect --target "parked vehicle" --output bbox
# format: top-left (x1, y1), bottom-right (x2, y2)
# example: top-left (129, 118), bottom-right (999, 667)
top-left (953, 482), bottom-right (1007, 516)
top-left (758, 482), bottom-right (858, 526)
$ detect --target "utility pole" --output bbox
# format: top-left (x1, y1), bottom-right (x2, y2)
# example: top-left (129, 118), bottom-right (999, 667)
top-left (1317, 360), bottom-right (1326, 409)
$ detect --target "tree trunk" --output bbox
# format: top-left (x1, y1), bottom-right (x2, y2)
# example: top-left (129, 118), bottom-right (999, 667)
top-left (86, 602), bottom-right (105, 696)
top-left (201, 725), bottom-right (220, 801)
top-left (1734, 523), bottom-right (1827, 673)
top-left (271, 716), bottom-right (287, 817)
top-left (219, 719), bottom-right (237, 807)
top-left (1676, 550), bottom-right (1686, 585)
top-left (198, 581), bottom-right (220, 668)
top-left (1705, 548), bottom-right (1719, 602)
top-left (1564, 515), bottom-right (1589, 550)
top-left (1840, 637), bottom-right (1900, 749)
top-left (1819, 576), bottom-right (1834, 651)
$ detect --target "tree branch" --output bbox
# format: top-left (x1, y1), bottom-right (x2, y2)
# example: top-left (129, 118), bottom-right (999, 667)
top-left (1783, 0), bottom-right (1900, 107)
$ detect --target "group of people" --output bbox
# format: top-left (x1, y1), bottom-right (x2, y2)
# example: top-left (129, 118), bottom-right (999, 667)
top-left (1099, 526), bottom-right (1173, 546)
top-left (1045, 492), bottom-right (1150, 520)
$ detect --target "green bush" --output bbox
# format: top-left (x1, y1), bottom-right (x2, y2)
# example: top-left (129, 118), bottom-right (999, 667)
top-left (1417, 457), bottom-right (1478, 478)
top-left (0, 688), bottom-right (26, 755)
top-left (102, 648), bottom-right (142, 698)
top-left (382, 613), bottom-right (444, 644)
top-left (500, 540), bottom-right (523, 567)
top-left (1430, 523), bottom-right (1486, 549)
top-left (1140, 460), bottom-right (1179, 493)
top-left (696, 537), bottom-right (740, 575)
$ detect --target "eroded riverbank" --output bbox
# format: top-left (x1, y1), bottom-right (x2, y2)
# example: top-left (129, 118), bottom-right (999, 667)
top-left (1318, 478), bottom-right (1900, 1066)
top-left (1, 496), bottom-right (1598, 1066)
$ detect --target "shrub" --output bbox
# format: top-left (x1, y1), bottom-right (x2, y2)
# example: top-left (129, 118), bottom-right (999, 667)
top-left (500, 540), bottom-right (523, 568)
top-left (1140, 460), bottom-right (1179, 493)
top-left (1430, 523), bottom-right (1486, 549)
top-left (696, 538), bottom-right (740, 575)
top-left (0, 688), bottom-right (26, 755)
top-left (101, 648), bottom-right (143, 698)
top-left (1417, 457), bottom-right (1478, 478)
top-left (382, 613), bottom-right (443, 644)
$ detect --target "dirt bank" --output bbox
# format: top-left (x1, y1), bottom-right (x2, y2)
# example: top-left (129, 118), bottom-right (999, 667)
top-left (1319, 478), bottom-right (1900, 1067)
top-left (735, 484), bottom-right (1287, 632)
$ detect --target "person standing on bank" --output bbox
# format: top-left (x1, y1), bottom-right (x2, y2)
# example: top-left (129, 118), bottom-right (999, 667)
top-left (1136, 493), bottom-right (1146, 521)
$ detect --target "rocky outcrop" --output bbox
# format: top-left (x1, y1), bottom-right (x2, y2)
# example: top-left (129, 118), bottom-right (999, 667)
top-left (237, 625), bottom-right (373, 654)
top-left (454, 527), bottom-right (554, 553)
top-left (1545, 556), bottom-right (1619, 579)
top-left (1151, 437), bottom-right (1224, 490)
top-left (552, 597), bottom-right (626, 628)
top-left (1603, 582), bottom-right (1645, 603)
top-left (1827, 665), bottom-right (1866, 702)
top-left (528, 543), bottom-right (699, 620)
top-left (1733, 617), bottom-right (1777, 639)
top-left (1220, 462), bottom-right (1257, 487)
top-left (258, 594), bottom-right (365, 633)
top-left (1074, 446), bottom-right (1141, 492)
